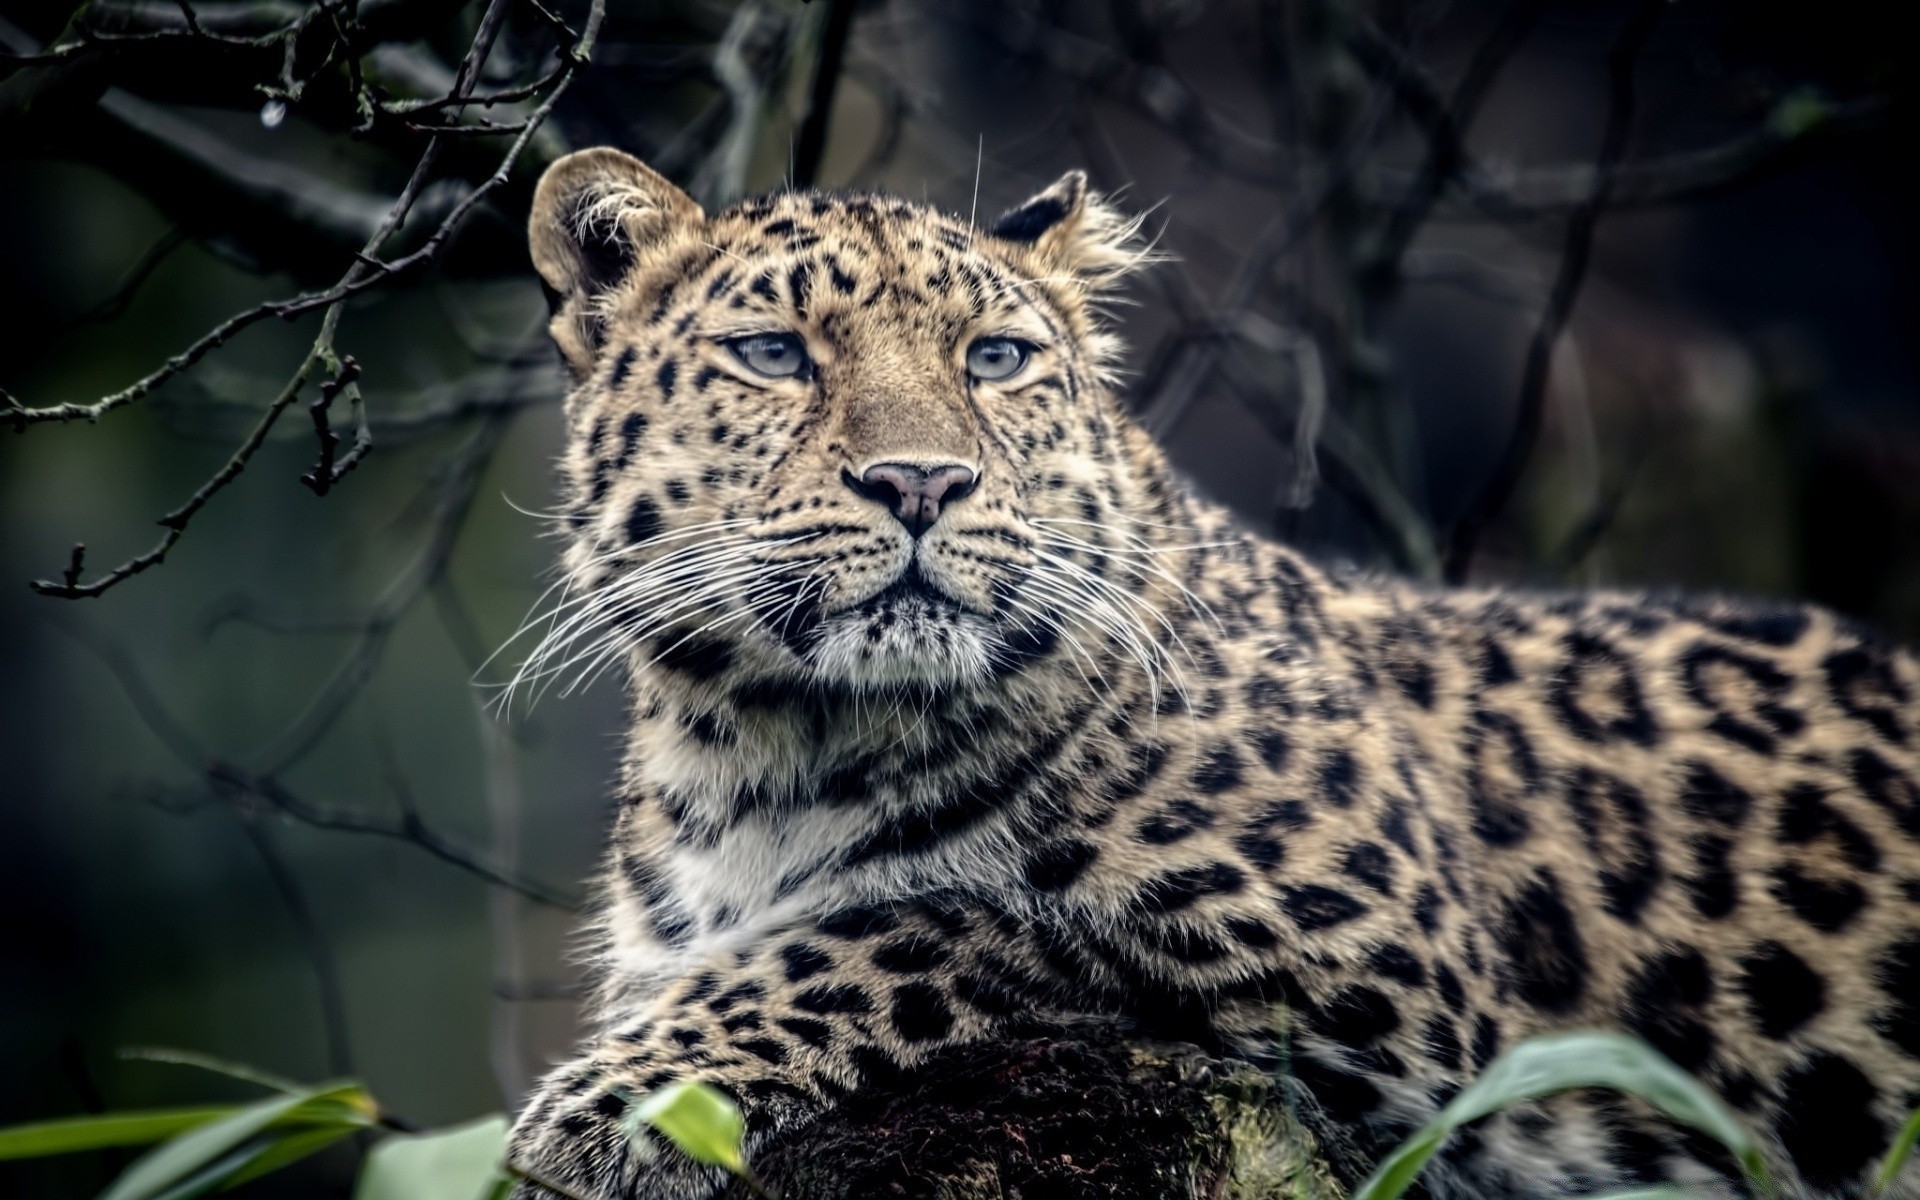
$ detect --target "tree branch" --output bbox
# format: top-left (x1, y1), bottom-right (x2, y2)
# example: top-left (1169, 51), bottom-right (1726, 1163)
top-left (1349, 0), bottom-right (1546, 291)
top-left (790, 0), bottom-right (854, 188)
top-left (17, 0), bottom-right (607, 600)
top-left (1442, 0), bottom-right (1665, 583)
top-left (231, 810), bottom-right (355, 1077)
top-left (248, 416), bottom-right (507, 773)
top-left (54, 613), bottom-right (582, 909)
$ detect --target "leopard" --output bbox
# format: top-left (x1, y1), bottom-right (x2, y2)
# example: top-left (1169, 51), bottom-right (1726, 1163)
top-left (504, 146), bottom-right (1920, 1200)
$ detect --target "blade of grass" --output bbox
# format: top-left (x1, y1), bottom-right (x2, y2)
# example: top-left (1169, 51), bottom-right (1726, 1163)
top-left (99, 1082), bottom-right (375, 1200)
top-left (0, 1108), bottom-right (237, 1160)
top-left (1875, 1105), bottom-right (1920, 1195)
top-left (119, 1048), bottom-right (305, 1095)
top-left (1351, 1032), bottom-right (1771, 1200)
top-left (148, 1139), bottom-right (277, 1200)
top-left (223, 1125), bottom-right (364, 1188)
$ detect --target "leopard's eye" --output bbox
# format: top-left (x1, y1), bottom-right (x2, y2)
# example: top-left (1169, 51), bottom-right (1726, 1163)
top-left (725, 332), bottom-right (810, 379)
top-left (965, 337), bottom-right (1031, 382)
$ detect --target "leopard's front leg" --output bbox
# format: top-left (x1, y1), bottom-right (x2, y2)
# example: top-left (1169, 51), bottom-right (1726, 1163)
top-left (506, 898), bottom-right (1051, 1200)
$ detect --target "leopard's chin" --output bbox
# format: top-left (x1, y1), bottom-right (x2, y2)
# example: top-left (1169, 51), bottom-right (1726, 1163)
top-left (802, 590), bottom-right (1001, 691)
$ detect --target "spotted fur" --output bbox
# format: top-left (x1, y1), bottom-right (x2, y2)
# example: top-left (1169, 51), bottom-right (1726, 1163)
top-left (506, 149), bottom-right (1920, 1199)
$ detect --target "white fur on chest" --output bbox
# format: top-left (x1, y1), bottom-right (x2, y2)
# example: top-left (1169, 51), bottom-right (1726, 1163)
top-left (599, 685), bottom-right (1047, 1016)
top-left (602, 788), bottom-right (1028, 1013)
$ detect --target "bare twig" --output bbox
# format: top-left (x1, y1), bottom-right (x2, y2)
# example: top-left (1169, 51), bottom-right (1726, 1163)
top-left (0, 17), bottom-right (288, 74)
top-left (1135, 86), bottom-right (1395, 436)
top-left (1367, 98), bottom-right (1887, 220)
top-left (210, 763), bottom-right (579, 909)
top-left (477, 667), bottom-right (532, 1105)
top-left (64, 228), bottom-right (190, 328)
top-left (52, 615), bottom-right (579, 909)
top-left (300, 355), bottom-right (369, 496)
top-left (971, 3), bottom-right (1292, 185)
top-left (161, 359), bottom-right (563, 443)
top-left (1442, 0), bottom-right (1665, 583)
top-left (1350, 0), bottom-right (1546, 291)
top-left (231, 811), bottom-right (355, 1077)
top-left (29, 351), bottom-right (325, 597)
top-left (19, 0), bottom-right (608, 600)
top-left (250, 415), bottom-right (509, 774)
top-left (693, 0), bottom-right (789, 207)
top-left (1551, 451), bottom-right (1647, 577)
top-left (1236, 314), bottom-right (1329, 512)
top-left (1218, 349), bottom-right (1438, 576)
top-left (790, 0), bottom-right (854, 187)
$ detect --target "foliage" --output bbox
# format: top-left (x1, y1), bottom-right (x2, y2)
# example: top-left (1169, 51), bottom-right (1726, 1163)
top-left (0, 1109), bottom-right (241, 1161)
top-left (0, 1058), bottom-right (755, 1200)
top-left (353, 1116), bottom-right (512, 1200)
top-left (632, 1082), bottom-right (747, 1176)
top-left (1352, 1032), bottom-right (1768, 1200)
top-left (4, 1031), bottom-right (1916, 1200)
top-left (102, 1084), bottom-right (375, 1200)
top-left (1880, 1105), bottom-right (1920, 1197)
top-left (0, 1082), bottom-right (499, 1200)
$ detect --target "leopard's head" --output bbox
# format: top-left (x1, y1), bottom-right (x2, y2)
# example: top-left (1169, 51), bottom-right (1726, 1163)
top-left (519, 149), bottom-right (1171, 700)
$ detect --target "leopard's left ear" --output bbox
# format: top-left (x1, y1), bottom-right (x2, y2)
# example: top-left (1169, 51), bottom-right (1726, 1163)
top-left (987, 170), bottom-right (1150, 291)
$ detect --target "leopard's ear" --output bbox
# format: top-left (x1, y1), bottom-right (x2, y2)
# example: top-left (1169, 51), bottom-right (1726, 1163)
top-left (987, 170), bottom-right (1151, 292)
top-left (529, 148), bottom-right (703, 375)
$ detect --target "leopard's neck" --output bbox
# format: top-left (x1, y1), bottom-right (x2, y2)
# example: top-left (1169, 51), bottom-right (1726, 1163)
top-left (613, 493), bottom-right (1352, 878)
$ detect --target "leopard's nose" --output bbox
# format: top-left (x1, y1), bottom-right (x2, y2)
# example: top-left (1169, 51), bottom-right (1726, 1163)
top-left (842, 462), bottom-right (978, 538)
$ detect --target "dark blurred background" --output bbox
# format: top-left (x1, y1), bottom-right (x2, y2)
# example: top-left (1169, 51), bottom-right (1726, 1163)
top-left (2, 0), bottom-right (1914, 1193)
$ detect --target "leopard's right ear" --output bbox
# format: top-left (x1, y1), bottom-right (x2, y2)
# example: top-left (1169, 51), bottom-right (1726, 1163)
top-left (529, 148), bottom-right (703, 376)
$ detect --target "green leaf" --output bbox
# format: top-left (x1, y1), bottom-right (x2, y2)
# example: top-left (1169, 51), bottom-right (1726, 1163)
top-left (1876, 1105), bottom-right (1920, 1195)
top-left (148, 1139), bottom-right (277, 1200)
top-left (0, 1108), bottom-right (237, 1161)
top-left (222, 1125), bottom-right (363, 1189)
top-left (98, 1082), bottom-right (376, 1200)
top-left (633, 1082), bottom-right (746, 1175)
top-left (1769, 87), bottom-right (1831, 138)
top-left (1354, 1129), bottom-right (1445, 1200)
top-left (140, 1126), bottom-right (358, 1200)
top-left (119, 1048), bottom-right (305, 1096)
top-left (353, 1115), bottom-right (511, 1200)
top-left (1352, 1032), bottom-right (1771, 1200)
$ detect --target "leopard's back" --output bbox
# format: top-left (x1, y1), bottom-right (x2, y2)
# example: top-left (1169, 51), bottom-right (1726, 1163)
top-left (1323, 583), bottom-right (1920, 1194)
top-left (1022, 524), bottom-right (1920, 1193)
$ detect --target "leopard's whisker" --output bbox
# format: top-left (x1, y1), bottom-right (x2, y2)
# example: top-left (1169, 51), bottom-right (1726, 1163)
top-left (1033, 545), bottom-right (1210, 668)
top-left (1022, 570), bottom-right (1156, 698)
top-left (1028, 548), bottom-right (1195, 704)
top-left (1016, 566), bottom-right (1159, 710)
top-left (536, 558), bottom-right (795, 700)
top-left (556, 580), bottom-right (755, 701)
top-left (1031, 517), bottom-right (1237, 556)
top-left (504, 543), bottom-right (762, 693)
top-left (999, 590), bottom-right (1108, 697)
top-left (502, 538), bottom-right (799, 708)
top-left (490, 523), bottom-right (764, 672)
top-left (1031, 529), bottom-right (1222, 633)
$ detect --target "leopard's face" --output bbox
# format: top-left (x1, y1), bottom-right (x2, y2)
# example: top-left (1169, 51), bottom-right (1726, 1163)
top-left (523, 152), bottom-right (1154, 696)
